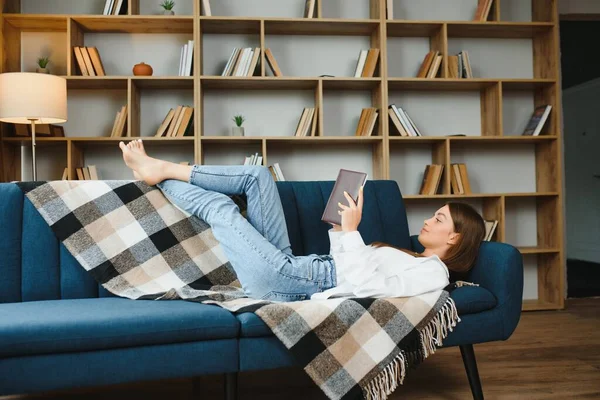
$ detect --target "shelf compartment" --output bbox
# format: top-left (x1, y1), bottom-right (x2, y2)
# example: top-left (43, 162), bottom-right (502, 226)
top-left (390, 140), bottom-right (449, 196)
top-left (266, 140), bottom-right (384, 180)
top-left (2, 14), bottom-right (68, 31)
top-left (71, 16), bottom-right (194, 33)
top-left (521, 253), bottom-right (564, 310)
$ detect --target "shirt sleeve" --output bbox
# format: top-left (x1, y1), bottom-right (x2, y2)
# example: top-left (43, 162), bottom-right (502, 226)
top-left (328, 228), bottom-right (346, 254)
top-left (353, 258), bottom-right (450, 298)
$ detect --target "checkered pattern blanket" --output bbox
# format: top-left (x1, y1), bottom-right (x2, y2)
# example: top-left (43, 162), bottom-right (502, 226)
top-left (18, 180), bottom-right (462, 400)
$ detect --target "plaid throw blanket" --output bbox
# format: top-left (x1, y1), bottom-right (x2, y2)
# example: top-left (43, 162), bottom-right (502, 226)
top-left (17, 180), bottom-right (462, 400)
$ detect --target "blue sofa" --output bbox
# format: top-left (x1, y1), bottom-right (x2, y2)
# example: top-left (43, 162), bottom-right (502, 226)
top-left (0, 179), bottom-right (523, 399)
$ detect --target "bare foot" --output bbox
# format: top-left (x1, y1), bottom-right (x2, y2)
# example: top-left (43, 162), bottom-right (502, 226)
top-left (127, 140), bottom-right (147, 180)
top-left (119, 141), bottom-right (166, 186)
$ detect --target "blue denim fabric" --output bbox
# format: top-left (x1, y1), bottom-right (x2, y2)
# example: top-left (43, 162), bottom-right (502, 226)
top-left (156, 165), bottom-right (337, 301)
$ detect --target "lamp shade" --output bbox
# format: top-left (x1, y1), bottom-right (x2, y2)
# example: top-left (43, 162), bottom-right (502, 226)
top-left (0, 72), bottom-right (67, 124)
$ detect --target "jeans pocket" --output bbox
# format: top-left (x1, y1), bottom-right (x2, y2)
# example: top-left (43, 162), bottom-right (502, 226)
top-left (260, 291), bottom-right (308, 302)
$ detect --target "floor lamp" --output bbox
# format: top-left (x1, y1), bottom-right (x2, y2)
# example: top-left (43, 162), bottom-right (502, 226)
top-left (0, 72), bottom-right (67, 181)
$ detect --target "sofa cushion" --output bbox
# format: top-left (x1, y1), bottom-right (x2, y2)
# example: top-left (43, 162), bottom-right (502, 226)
top-left (236, 285), bottom-right (497, 338)
top-left (0, 298), bottom-right (239, 358)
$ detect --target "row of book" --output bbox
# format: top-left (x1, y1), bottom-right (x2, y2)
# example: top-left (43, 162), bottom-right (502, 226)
top-left (179, 40), bottom-right (194, 77)
top-left (388, 104), bottom-right (422, 137)
top-left (355, 108), bottom-right (379, 137)
top-left (353, 49), bottom-right (380, 78)
top-left (483, 219), bottom-right (498, 241)
top-left (473, 0), bottom-right (495, 21)
top-left (102, 0), bottom-right (125, 15)
top-left (416, 50), bottom-right (443, 78)
top-left (155, 106), bottom-right (194, 137)
top-left (418, 162), bottom-right (472, 195)
top-left (294, 107), bottom-right (318, 137)
top-left (416, 50), bottom-right (474, 79)
top-left (109, 105), bottom-right (128, 137)
top-left (222, 48), bottom-right (282, 77)
top-left (60, 166), bottom-right (101, 180)
top-left (73, 46), bottom-right (106, 76)
top-left (241, 153), bottom-right (286, 181)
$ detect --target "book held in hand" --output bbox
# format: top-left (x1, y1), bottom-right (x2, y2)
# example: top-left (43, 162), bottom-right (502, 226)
top-left (522, 105), bottom-right (552, 136)
top-left (321, 169), bottom-right (368, 226)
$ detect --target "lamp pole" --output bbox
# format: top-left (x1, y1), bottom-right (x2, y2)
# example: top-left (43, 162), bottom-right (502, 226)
top-left (28, 118), bottom-right (38, 180)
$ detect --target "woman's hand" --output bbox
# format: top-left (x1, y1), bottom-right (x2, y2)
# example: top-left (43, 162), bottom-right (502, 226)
top-left (338, 186), bottom-right (364, 232)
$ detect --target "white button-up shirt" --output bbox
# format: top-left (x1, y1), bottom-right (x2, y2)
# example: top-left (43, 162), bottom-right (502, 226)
top-left (311, 229), bottom-right (450, 299)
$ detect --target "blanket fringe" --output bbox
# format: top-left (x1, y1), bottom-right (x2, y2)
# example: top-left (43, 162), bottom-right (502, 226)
top-left (363, 296), bottom-right (460, 400)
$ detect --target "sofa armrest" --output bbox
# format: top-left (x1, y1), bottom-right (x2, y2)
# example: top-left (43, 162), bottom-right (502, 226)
top-left (411, 236), bottom-right (524, 339)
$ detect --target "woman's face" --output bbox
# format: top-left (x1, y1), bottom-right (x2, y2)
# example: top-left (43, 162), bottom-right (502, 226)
top-left (418, 205), bottom-right (457, 249)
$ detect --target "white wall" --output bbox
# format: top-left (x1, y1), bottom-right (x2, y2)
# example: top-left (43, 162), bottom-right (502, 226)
top-left (562, 78), bottom-right (600, 264)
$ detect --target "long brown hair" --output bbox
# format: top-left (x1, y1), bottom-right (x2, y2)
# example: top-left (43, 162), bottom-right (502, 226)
top-left (370, 202), bottom-right (486, 275)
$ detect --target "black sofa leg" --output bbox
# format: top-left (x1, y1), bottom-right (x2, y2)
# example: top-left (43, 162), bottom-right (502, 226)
top-left (460, 344), bottom-right (484, 400)
top-left (224, 372), bottom-right (238, 400)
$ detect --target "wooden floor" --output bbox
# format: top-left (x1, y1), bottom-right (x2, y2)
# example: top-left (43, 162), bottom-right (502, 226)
top-left (3, 298), bottom-right (599, 400)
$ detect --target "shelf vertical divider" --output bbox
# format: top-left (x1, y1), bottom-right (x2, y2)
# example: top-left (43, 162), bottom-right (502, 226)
top-left (316, 79), bottom-right (323, 137)
top-left (483, 195), bottom-right (505, 243)
top-left (261, 139), bottom-right (267, 167)
top-left (491, 0), bottom-right (501, 21)
top-left (195, 15), bottom-right (202, 164)
top-left (260, 20), bottom-right (266, 77)
top-left (3, 15), bottom-right (19, 72)
top-left (481, 82), bottom-right (502, 136)
top-left (68, 18), bottom-right (84, 77)
top-left (128, 0), bottom-right (139, 16)
top-left (127, 79), bottom-right (140, 137)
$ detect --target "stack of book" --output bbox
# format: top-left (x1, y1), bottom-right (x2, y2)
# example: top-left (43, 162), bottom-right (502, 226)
top-left (102, 0), bottom-right (125, 15)
top-left (109, 105), bottom-right (128, 138)
top-left (473, 0), bottom-right (494, 21)
top-left (244, 152), bottom-right (263, 166)
top-left (73, 46), bottom-right (106, 76)
top-left (179, 40), bottom-right (194, 76)
top-left (388, 104), bottom-right (422, 137)
top-left (269, 163), bottom-right (286, 181)
top-left (450, 163), bottom-right (472, 195)
top-left (155, 105), bottom-right (194, 137)
top-left (419, 164), bottom-right (444, 195)
top-left (303, 0), bottom-right (316, 18)
top-left (354, 49), bottom-right (380, 78)
top-left (294, 107), bottom-right (318, 137)
top-left (416, 50), bottom-right (443, 78)
top-left (71, 165), bottom-right (100, 180)
top-left (448, 51), bottom-right (473, 78)
top-left (484, 219), bottom-right (498, 241)
top-left (222, 47), bottom-right (261, 77)
top-left (355, 108), bottom-right (378, 136)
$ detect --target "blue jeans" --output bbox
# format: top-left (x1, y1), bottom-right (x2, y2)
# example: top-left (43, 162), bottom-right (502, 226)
top-left (156, 165), bottom-right (337, 301)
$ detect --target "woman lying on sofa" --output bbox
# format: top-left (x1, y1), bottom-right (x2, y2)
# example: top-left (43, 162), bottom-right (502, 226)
top-left (119, 140), bottom-right (486, 302)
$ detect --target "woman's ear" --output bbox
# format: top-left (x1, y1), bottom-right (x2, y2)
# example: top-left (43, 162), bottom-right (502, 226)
top-left (447, 232), bottom-right (460, 245)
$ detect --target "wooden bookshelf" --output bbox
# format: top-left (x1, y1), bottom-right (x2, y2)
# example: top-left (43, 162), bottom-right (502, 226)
top-left (0, 0), bottom-right (565, 311)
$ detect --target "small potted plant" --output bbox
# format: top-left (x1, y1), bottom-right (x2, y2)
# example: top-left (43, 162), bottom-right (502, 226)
top-left (231, 114), bottom-right (245, 136)
top-left (160, 0), bottom-right (175, 15)
top-left (36, 57), bottom-right (49, 74)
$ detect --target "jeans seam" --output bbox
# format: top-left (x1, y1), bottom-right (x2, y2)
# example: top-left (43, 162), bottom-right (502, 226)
top-left (159, 185), bottom-right (280, 272)
top-left (188, 167), bottom-right (268, 243)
